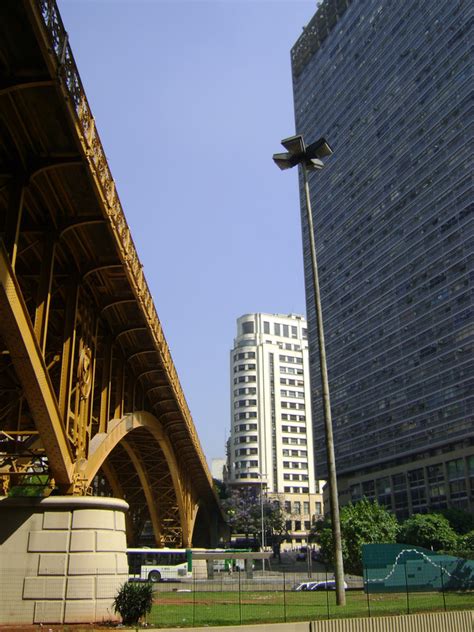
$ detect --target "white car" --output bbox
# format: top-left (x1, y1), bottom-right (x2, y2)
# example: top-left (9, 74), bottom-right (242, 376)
top-left (294, 579), bottom-right (348, 591)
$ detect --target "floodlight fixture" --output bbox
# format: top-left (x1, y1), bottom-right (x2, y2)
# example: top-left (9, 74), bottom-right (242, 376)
top-left (272, 135), bottom-right (333, 171)
top-left (305, 137), bottom-right (333, 159)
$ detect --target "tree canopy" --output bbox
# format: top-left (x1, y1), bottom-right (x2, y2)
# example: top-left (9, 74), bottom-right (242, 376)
top-left (312, 498), bottom-right (399, 575)
top-left (398, 513), bottom-right (459, 551)
top-left (461, 530), bottom-right (474, 551)
top-left (220, 486), bottom-right (289, 546)
top-left (221, 487), bottom-right (261, 538)
top-left (439, 508), bottom-right (474, 535)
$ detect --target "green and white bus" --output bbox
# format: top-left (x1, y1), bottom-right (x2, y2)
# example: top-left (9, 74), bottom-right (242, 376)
top-left (127, 548), bottom-right (192, 582)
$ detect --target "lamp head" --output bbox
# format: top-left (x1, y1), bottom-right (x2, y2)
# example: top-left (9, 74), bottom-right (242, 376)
top-left (273, 135), bottom-right (333, 170)
top-left (305, 137), bottom-right (333, 159)
top-left (280, 135), bottom-right (306, 155)
top-left (272, 152), bottom-right (298, 170)
top-left (306, 158), bottom-right (325, 171)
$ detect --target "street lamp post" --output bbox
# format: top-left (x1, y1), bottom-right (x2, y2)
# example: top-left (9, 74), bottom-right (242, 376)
top-left (273, 135), bottom-right (346, 606)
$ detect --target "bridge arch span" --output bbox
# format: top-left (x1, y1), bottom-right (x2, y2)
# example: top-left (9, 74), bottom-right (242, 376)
top-left (85, 411), bottom-right (199, 547)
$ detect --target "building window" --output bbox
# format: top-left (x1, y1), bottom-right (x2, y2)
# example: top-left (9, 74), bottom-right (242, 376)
top-left (263, 321), bottom-right (270, 334)
top-left (376, 477), bottom-right (391, 507)
top-left (392, 473), bottom-right (408, 515)
top-left (315, 502), bottom-right (322, 515)
top-left (242, 321), bottom-right (254, 334)
top-left (294, 501), bottom-right (301, 514)
top-left (303, 501), bottom-right (309, 515)
top-left (408, 468), bottom-right (427, 510)
top-left (350, 483), bottom-right (361, 502)
top-left (447, 458), bottom-right (465, 481)
top-left (362, 480), bottom-right (375, 500)
top-left (274, 323), bottom-right (281, 336)
top-left (284, 501), bottom-right (291, 513)
top-left (427, 464), bottom-right (447, 508)
top-left (468, 456), bottom-right (474, 476)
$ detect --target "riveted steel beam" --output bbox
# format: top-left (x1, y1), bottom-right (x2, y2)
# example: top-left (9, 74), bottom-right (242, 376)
top-left (99, 335), bottom-right (112, 434)
top-left (115, 326), bottom-right (147, 342)
top-left (3, 179), bottom-right (25, 271)
top-left (59, 218), bottom-right (106, 240)
top-left (121, 439), bottom-right (163, 545)
top-left (100, 298), bottom-right (136, 315)
top-left (29, 156), bottom-right (83, 180)
top-left (33, 233), bottom-right (56, 355)
top-left (136, 369), bottom-right (162, 382)
top-left (0, 78), bottom-right (54, 97)
top-left (81, 262), bottom-right (121, 280)
top-left (0, 242), bottom-right (73, 485)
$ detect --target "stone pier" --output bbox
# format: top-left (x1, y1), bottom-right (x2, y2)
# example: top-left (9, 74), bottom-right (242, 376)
top-left (0, 496), bottom-right (129, 624)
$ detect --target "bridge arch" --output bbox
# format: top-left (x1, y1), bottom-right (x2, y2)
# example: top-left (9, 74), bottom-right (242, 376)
top-left (85, 411), bottom-right (198, 546)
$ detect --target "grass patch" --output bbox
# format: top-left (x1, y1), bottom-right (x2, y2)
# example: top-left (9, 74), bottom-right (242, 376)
top-left (148, 589), bottom-right (474, 627)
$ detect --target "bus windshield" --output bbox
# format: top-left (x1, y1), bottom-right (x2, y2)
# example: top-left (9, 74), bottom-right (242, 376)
top-left (127, 548), bottom-right (192, 582)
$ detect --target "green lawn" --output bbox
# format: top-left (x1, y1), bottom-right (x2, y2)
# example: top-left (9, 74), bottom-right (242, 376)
top-left (148, 589), bottom-right (474, 627)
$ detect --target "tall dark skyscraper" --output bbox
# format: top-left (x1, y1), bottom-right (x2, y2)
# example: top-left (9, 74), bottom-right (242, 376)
top-left (291, 0), bottom-right (473, 517)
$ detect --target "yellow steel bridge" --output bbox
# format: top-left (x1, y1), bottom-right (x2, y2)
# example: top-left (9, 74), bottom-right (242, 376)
top-left (0, 0), bottom-right (224, 548)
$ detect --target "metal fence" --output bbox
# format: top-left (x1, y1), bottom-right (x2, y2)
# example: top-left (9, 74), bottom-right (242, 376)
top-left (146, 570), bottom-right (474, 628)
top-left (1, 566), bottom-right (472, 627)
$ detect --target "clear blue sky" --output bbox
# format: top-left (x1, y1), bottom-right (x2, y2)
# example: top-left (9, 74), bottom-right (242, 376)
top-left (57, 0), bottom-right (318, 464)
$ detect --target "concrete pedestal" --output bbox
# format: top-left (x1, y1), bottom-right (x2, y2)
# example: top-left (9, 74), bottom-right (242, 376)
top-left (0, 496), bottom-right (129, 624)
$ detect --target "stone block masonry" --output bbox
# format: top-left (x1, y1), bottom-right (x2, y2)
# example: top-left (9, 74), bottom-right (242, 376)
top-left (0, 496), bottom-right (129, 624)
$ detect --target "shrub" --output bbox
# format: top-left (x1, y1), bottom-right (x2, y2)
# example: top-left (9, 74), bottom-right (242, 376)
top-left (113, 581), bottom-right (154, 625)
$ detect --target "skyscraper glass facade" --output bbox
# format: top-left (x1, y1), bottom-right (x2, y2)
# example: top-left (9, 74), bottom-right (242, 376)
top-left (292, 0), bottom-right (473, 516)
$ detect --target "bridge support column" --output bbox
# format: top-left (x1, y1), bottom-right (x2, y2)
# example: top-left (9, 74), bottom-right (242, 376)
top-left (0, 496), bottom-right (129, 625)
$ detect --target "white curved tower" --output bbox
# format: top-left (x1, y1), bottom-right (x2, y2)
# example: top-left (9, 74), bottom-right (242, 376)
top-left (229, 313), bottom-right (323, 544)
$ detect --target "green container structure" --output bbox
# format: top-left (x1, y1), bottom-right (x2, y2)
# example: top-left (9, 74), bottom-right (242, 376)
top-left (362, 543), bottom-right (474, 593)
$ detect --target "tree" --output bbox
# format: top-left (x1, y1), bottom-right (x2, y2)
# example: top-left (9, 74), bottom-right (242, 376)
top-left (460, 530), bottom-right (474, 551)
top-left (310, 515), bottom-right (332, 562)
top-left (439, 508), bottom-right (474, 535)
top-left (221, 487), bottom-right (289, 555)
top-left (264, 500), bottom-right (290, 560)
top-left (311, 498), bottom-right (399, 575)
top-left (398, 513), bottom-right (459, 551)
top-left (221, 486), bottom-right (261, 539)
top-left (213, 478), bottom-right (228, 500)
